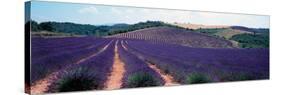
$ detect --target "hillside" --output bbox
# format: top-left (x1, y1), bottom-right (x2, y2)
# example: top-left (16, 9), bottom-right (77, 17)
top-left (170, 23), bottom-right (229, 30)
top-left (171, 22), bottom-right (268, 38)
top-left (230, 26), bottom-right (269, 34)
top-left (230, 33), bottom-right (269, 48)
top-left (108, 26), bottom-right (234, 48)
top-left (213, 28), bottom-right (251, 39)
top-left (194, 28), bottom-right (252, 39)
top-left (28, 20), bottom-right (174, 37)
top-left (193, 27), bottom-right (269, 48)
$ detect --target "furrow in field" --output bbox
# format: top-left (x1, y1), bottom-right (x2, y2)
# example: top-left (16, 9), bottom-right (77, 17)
top-left (30, 72), bottom-right (59, 94)
top-left (121, 40), bottom-right (179, 86)
top-left (146, 62), bottom-right (179, 86)
top-left (104, 40), bottom-right (125, 90)
top-left (30, 40), bottom-right (113, 94)
top-left (75, 40), bottom-right (114, 64)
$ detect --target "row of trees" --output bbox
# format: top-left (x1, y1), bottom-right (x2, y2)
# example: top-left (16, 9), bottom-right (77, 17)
top-left (27, 20), bottom-right (173, 37)
top-left (230, 33), bottom-right (269, 48)
top-left (192, 27), bottom-right (269, 48)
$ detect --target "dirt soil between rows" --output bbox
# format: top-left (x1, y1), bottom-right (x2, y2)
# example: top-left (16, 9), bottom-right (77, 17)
top-left (104, 40), bottom-right (125, 90)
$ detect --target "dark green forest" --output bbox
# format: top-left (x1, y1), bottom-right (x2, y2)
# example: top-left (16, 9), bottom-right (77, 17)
top-left (230, 33), bottom-right (269, 48)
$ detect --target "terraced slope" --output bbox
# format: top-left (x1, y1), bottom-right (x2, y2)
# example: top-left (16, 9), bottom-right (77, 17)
top-left (109, 26), bottom-right (234, 48)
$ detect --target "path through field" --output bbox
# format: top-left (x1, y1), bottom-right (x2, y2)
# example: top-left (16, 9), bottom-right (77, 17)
top-left (75, 40), bottom-right (113, 64)
top-left (121, 40), bottom-right (179, 86)
top-left (104, 40), bottom-right (125, 90)
top-left (146, 62), bottom-right (179, 86)
top-left (30, 41), bottom-right (112, 94)
top-left (30, 72), bottom-right (59, 94)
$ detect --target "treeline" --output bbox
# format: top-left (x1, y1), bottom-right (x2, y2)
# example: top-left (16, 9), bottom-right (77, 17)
top-left (230, 32), bottom-right (269, 48)
top-left (230, 26), bottom-right (269, 34)
top-left (28, 20), bottom-right (175, 37)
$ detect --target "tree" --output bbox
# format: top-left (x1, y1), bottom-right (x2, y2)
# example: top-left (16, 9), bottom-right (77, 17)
top-left (30, 20), bottom-right (40, 32)
top-left (25, 20), bottom-right (40, 32)
top-left (39, 22), bottom-right (55, 32)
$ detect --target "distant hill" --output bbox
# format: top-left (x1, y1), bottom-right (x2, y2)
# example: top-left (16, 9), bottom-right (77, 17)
top-left (230, 26), bottom-right (269, 34)
top-left (170, 23), bottom-right (229, 30)
top-left (193, 27), bottom-right (269, 48)
top-left (230, 26), bottom-right (258, 32)
top-left (194, 28), bottom-right (252, 39)
top-left (28, 20), bottom-right (174, 37)
top-left (171, 22), bottom-right (268, 34)
top-left (109, 26), bottom-right (234, 48)
top-left (230, 32), bottom-right (269, 48)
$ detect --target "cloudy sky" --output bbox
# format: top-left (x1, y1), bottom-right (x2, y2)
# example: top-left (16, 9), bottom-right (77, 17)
top-left (30, 1), bottom-right (270, 28)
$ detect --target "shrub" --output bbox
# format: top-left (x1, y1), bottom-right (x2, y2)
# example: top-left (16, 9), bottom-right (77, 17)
top-left (127, 72), bottom-right (161, 88)
top-left (49, 67), bottom-right (99, 92)
top-left (186, 73), bottom-right (211, 84)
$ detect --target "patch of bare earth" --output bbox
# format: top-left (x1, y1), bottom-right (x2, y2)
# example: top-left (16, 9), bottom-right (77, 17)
top-left (30, 41), bottom-right (113, 94)
top-left (104, 40), bottom-right (125, 90)
top-left (30, 72), bottom-right (59, 94)
top-left (147, 62), bottom-right (179, 86)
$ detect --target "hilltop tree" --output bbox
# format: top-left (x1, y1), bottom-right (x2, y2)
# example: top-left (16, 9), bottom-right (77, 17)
top-left (30, 20), bottom-right (40, 32)
top-left (39, 22), bottom-right (55, 32)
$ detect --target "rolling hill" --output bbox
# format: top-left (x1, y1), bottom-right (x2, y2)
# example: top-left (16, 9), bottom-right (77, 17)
top-left (193, 28), bottom-right (252, 39)
top-left (170, 23), bottom-right (229, 30)
top-left (28, 20), bottom-right (174, 37)
top-left (108, 26), bottom-right (234, 48)
top-left (192, 27), bottom-right (269, 48)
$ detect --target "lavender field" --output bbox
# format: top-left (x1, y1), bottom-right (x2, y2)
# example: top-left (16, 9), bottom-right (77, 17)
top-left (29, 26), bottom-right (269, 94)
top-left (25, 1), bottom-right (270, 94)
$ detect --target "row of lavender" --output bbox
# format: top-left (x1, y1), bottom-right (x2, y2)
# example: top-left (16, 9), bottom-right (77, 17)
top-left (48, 40), bottom-right (116, 92)
top-left (123, 39), bottom-right (269, 84)
top-left (32, 37), bottom-right (104, 61)
top-left (31, 37), bottom-right (168, 93)
top-left (117, 41), bottom-right (165, 87)
top-left (30, 36), bottom-right (269, 93)
top-left (31, 37), bottom-right (112, 84)
top-left (110, 27), bottom-right (233, 48)
top-left (46, 40), bottom-right (168, 92)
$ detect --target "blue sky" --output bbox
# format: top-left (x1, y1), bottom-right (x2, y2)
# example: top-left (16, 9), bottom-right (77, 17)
top-left (30, 1), bottom-right (270, 28)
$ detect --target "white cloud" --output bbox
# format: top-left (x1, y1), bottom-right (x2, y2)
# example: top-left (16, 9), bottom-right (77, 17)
top-left (78, 6), bottom-right (99, 14)
top-left (91, 6), bottom-right (269, 28)
top-left (131, 9), bottom-right (193, 23)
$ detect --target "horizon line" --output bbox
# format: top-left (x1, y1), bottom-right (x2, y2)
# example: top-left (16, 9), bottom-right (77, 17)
top-left (28, 20), bottom-right (269, 29)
